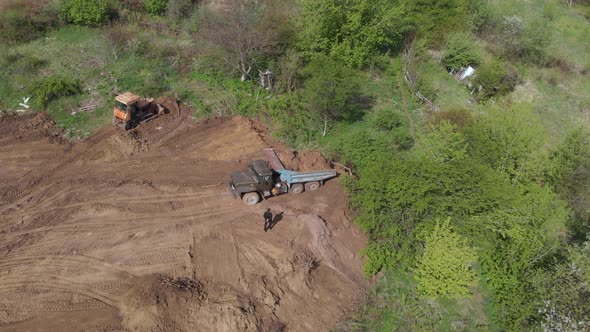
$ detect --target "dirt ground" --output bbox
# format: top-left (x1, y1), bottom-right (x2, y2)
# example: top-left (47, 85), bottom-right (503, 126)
top-left (0, 105), bottom-right (367, 332)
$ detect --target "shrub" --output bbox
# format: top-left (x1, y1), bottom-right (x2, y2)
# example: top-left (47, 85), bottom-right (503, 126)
top-left (520, 19), bottom-right (552, 65)
top-left (0, 11), bottom-right (43, 44)
top-left (433, 108), bottom-right (472, 128)
top-left (474, 59), bottom-right (518, 100)
top-left (61, 0), bottom-right (114, 26)
top-left (30, 76), bottom-right (82, 108)
top-left (372, 109), bottom-right (403, 131)
top-left (495, 15), bottom-right (524, 59)
top-left (407, 0), bottom-right (470, 46)
top-left (143, 0), bottom-right (168, 15)
top-left (442, 32), bottom-right (482, 70)
top-left (166, 0), bottom-right (192, 19)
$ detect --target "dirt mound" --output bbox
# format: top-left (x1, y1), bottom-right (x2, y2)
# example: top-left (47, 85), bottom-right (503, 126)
top-left (0, 110), bottom-right (367, 332)
top-left (119, 275), bottom-right (261, 332)
top-left (275, 150), bottom-right (331, 172)
top-left (0, 112), bottom-right (64, 144)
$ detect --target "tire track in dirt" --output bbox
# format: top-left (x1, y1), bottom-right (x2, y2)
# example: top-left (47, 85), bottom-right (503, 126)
top-left (0, 112), bottom-right (367, 332)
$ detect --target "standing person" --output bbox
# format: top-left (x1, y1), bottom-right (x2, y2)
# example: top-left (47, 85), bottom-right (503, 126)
top-left (263, 208), bottom-right (273, 232)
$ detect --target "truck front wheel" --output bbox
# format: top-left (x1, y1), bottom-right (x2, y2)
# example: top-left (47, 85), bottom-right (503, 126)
top-left (290, 183), bottom-right (304, 195)
top-left (242, 192), bottom-right (260, 205)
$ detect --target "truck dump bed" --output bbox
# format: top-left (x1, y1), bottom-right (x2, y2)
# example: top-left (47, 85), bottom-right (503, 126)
top-left (263, 148), bottom-right (285, 170)
top-left (276, 169), bottom-right (337, 184)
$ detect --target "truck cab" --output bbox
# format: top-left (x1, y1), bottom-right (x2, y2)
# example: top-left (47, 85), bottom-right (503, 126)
top-left (229, 160), bottom-right (286, 205)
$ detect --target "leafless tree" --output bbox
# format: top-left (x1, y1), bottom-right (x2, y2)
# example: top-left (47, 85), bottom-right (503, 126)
top-left (198, 0), bottom-right (282, 81)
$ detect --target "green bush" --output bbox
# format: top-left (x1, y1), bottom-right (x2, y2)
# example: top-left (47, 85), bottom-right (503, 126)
top-left (474, 59), bottom-right (518, 100)
top-left (442, 32), bottom-right (482, 70)
top-left (144, 0), bottom-right (168, 15)
top-left (61, 0), bottom-right (114, 25)
top-left (30, 76), bottom-right (82, 108)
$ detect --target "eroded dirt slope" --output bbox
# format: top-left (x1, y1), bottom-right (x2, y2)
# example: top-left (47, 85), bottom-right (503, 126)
top-left (0, 108), bottom-right (366, 332)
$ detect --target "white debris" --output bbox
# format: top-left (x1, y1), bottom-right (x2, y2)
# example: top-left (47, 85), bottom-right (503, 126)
top-left (459, 66), bottom-right (475, 80)
top-left (18, 97), bottom-right (31, 110)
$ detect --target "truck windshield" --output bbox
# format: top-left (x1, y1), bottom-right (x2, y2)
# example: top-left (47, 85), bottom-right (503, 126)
top-left (116, 101), bottom-right (128, 113)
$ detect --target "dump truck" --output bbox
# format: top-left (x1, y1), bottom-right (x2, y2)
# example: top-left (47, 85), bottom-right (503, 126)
top-left (112, 92), bottom-right (166, 130)
top-left (229, 158), bottom-right (337, 205)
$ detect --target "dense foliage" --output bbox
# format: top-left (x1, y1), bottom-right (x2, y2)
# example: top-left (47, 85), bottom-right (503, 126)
top-left (297, 0), bottom-right (407, 67)
top-left (61, 0), bottom-right (114, 26)
top-left (143, 0), bottom-right (168, 15)
top-left (415, 218), bottom-right (476, 298)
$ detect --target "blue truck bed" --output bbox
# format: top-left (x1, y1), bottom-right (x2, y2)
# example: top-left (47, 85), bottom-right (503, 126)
top-left (276, 169), bottom-right (337, 184)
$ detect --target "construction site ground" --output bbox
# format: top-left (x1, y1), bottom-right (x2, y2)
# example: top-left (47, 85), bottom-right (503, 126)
top-left (0, 104), bottom-right (367, 332)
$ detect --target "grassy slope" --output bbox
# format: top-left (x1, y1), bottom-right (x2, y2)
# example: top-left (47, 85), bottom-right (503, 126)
top-left (0, 25), bottom-right (179, 138)
top-left (421, 0), bottom-right (590, 144)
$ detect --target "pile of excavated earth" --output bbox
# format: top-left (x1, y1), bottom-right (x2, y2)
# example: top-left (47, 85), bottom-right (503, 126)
top-left (0, 99), bottom-right (367, 332)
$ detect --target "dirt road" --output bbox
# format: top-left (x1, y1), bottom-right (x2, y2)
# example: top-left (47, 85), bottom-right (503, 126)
top-left (0, 108), bottom-right (367, 332)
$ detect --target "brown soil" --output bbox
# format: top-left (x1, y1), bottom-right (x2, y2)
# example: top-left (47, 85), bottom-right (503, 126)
top-left (0, 104), bottom-right (367, 332)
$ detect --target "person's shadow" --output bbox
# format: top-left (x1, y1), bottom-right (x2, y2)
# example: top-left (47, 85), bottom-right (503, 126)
top-left (269, 212), bottom-right (283, 230)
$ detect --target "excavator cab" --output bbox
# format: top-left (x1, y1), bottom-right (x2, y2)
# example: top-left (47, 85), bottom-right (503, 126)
top-left (112, 92), bottom-right (163, 130)
top-left (113, 92), bottom-right (140, 130)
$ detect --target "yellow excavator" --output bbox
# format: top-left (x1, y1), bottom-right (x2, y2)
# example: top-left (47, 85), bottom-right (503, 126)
top-left (112, 92), bottom-right (166, 130)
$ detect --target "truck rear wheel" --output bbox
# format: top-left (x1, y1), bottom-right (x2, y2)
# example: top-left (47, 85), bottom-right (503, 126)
top-left (305, 181), bottom-right (321, 191)
top-left (242, 192), bottom-right (260, 205)
top-left (290, 183), bottom-right (304, 195)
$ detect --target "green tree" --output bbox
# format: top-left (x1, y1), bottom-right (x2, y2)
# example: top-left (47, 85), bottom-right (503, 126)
top-left (301, 54), bottom-right (361, 135)
top-left (462, 105), bottom-right (544, 181)
top-left (415, 218), bottom-right (477, 298)
top-left (297, 0), bottom-right (407, 67)
top-left (532, 241), bottom-right (590, 332)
